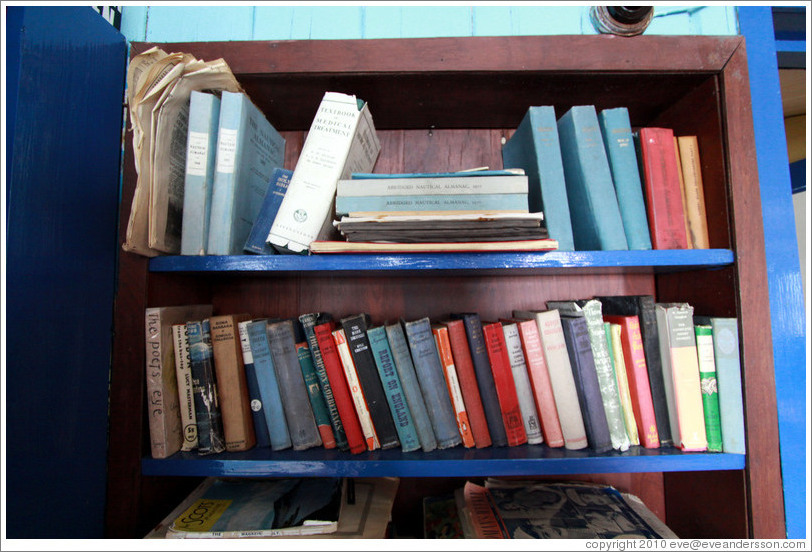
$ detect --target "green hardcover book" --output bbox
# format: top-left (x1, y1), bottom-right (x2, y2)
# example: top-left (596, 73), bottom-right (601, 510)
top-left (694, 324), bottom-right (723, 452)
top-left (547, 299), bottom-right (630, 451)
top-left (296, 343), bottom-right (337, 449)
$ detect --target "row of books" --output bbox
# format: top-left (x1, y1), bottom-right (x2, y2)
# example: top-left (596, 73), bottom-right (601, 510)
top-left (423, 479), bottom-right (677, 539)
top-left (145, 295), bottom-right (745, 459)
top-left (502, 105), bottom-right (710, 252)
top-left (125, 49), bottom-right (710, 258)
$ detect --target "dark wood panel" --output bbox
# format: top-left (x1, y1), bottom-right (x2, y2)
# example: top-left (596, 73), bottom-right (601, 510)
top-left (131, 36), bottom-right (741, 131)
top-left (721, 41), bottom-right (785, 539)
top-left (665, 471), bottom-right (748, 538)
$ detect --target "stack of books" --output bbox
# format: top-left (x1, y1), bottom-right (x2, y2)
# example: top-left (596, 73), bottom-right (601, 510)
top-left (310, 169), bottom-right (558, 254)
top-left (145, 295), bottom-right (745, 459)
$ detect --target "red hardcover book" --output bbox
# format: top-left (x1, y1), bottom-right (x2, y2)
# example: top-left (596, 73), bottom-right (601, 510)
top-left (441, 319), bottom-right (492, 448)
top-left (603, 315), bottom-right (660, 448)
top-left (514, 318), bottom-right (565, 448)
top-left (481, 321), bottom-right (527, 446)
top-left (637, 127), bottom-right (689, 250)
top-left (313, 320), bottom-right (367, 454)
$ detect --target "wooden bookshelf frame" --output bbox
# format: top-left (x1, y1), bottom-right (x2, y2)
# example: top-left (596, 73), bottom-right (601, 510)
top-left (106, 35), bottom-right (783, 538)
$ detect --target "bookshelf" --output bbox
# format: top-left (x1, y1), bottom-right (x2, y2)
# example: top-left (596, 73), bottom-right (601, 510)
top-left (106, 35), bottom-right (784, 539)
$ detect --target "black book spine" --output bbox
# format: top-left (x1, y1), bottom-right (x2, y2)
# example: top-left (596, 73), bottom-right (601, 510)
top-left (340, 314), bottom-right (400, 449)
top-left (266, 320), bottom-right (322, 451)
top-left (560, 316), bottom-right (613, 453)
top-left (454, 313), bottom-right (509, 447)
top-left (636, 295), bottom-right (673, 446)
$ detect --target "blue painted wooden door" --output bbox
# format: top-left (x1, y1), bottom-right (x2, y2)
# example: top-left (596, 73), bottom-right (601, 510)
top-left (6, 7), bottom-right (126, 538)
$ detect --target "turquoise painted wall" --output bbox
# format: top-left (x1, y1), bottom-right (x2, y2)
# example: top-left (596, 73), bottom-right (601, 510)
top-left (120, 6), bottom-right (738, 43)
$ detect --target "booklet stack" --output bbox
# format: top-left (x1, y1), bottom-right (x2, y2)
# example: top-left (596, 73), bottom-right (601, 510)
top-left (311, 169), bottom-right (558, 254)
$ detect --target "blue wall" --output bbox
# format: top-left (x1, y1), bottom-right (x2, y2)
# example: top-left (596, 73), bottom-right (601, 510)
top-left (120, 5), bottom-right (738, 42)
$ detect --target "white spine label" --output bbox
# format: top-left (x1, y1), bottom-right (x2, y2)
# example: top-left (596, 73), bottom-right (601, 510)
top-left (216, 128), bottom-right (238, 174)
top-left (185, 131), bottom-right (209, 177)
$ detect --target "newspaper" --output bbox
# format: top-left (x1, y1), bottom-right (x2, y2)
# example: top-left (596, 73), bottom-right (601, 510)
top-left (122, 47), bottom-right (242, 256)
top-left (148, 59), bottom-right (242, 253)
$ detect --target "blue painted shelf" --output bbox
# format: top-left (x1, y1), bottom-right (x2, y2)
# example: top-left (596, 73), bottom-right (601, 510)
top-left (149, 248), bottom-right (735, 275)
top-left (142, 446), bottom-right (745, 478)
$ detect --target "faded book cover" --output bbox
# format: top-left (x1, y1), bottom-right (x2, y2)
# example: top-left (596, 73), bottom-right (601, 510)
top-left (144, 304), bottom-right (212, 459)
top-left (266, 320), bottom-right (322, 451)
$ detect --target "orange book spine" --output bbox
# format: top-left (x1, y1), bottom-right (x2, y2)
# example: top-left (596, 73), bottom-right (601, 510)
top-left (482, 322), bottom-right (527, 446)
top-left (604, 315), bottom-right (660, 448)
top-left (432, 325), bottom-right (476, 448)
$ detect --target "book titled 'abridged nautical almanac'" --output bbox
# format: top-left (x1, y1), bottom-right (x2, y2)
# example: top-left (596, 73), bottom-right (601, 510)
top-left (268, 92), bottom-right (381, 253)
top-left (207, 91), bottom-right (286, 255)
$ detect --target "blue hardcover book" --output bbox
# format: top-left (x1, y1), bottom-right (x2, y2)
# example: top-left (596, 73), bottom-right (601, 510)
top-left (237, 320), bottom-right (271, 448)
top-left (695, 317), bottom-right (746, 454)
top-left (559, 315), bottom-right (613, 453)
top-left (451, 313), bottom-right (509, 447)
top-left (403, 317), bottom-right (462, 449)
top-left (245, 320), bottom-right (292, 451)
top-left (335, 193), bottom-right (528, 216)
top-left (208, 91), bottom-right (286, 255)
top-left (367, 325), bottom-right (421, 452)
top-left (181, 91), bottom-right (221, 256)
top-left (298, 313), bottom-right (348, 451)
top-left (557, 105), bottom-right (629, 251)
top-left (598, 107), bottom-right (652, 250)
top-left (502, 106), bottom-right (575, 251)
top-left (186, 319), bottom-right (226, 455)
top-left (244, 168), bottom-right (293, 255)
top-left (385, 322), bottom-right (438, 453)
top-left (266, 319), bottom-right (322, 451)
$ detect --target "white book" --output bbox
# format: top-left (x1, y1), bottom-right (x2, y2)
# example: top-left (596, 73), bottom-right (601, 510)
top-left (267, 92), bottom-right (381, 253)
top-left (501, 322), bottom-right (544, 445)
top-left (514, 309), bottom-right (588, 450)
top-left (332, 328), bottom-right (380, 451)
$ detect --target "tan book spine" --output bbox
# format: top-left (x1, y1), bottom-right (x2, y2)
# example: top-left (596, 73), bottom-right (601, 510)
top-left (673, 136), bottom-right (693, 248)
top-left (677, 136), bottom-right (710, 249)
top-left (209, 313), bottom-right (256, 452)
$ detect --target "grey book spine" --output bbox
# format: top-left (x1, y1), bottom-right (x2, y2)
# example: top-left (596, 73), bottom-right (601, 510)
top-left (266, 320), bottom-right (322, 451)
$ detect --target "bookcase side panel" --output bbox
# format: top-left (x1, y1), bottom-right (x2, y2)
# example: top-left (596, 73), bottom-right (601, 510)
top-left (719, 41), bottom-right (785, 539)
